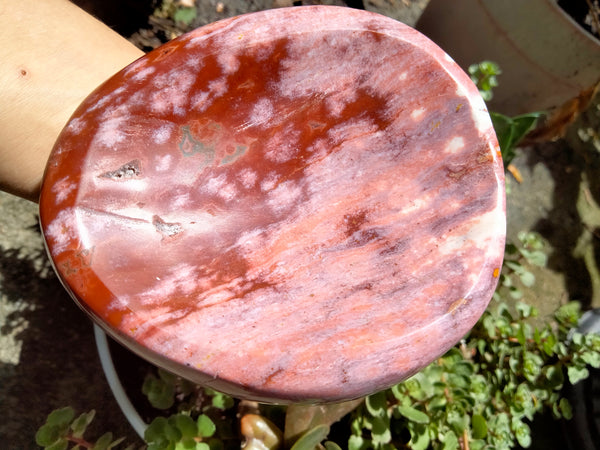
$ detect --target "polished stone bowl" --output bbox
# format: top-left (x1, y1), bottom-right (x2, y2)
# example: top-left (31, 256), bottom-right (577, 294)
top-left (40, 6), bottom-right (505, 403)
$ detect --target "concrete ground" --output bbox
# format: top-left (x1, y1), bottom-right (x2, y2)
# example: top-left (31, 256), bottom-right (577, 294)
top-left (1, 1), bottom-right (599, 448)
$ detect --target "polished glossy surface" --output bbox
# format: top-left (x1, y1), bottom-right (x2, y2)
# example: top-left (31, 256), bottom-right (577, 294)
top-left (40, 6), bottom-right (505, 403)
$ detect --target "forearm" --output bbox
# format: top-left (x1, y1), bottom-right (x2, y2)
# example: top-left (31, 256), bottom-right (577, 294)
top-left (0, 0), bottom-right (144, 201)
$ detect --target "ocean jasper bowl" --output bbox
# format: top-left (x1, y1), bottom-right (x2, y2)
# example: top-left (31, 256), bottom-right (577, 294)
top-left (39, 6), bottom-right (505, 403)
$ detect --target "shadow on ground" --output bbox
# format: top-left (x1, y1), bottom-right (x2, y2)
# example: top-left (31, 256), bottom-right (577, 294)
top-left (524, 141), bottom-right (600, 310)
top-left (0, 237), bottom-right (141, 448)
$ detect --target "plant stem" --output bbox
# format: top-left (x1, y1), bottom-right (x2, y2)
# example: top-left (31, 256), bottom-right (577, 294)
top-left (462, 428), bottom-right (470, 450)
top-left (67, 435), bottom-right (94, 449)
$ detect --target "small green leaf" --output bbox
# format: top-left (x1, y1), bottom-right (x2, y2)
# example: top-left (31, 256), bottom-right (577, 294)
top-left (519, 270), bottom-right (535, 288)
top-left (324, 442), bottom-right (343, 450)
top-left (511, 114), bottom-right (542, 146)
top-left (522, 250), bottom-right (547, 267)
top-left (365, 391), bottom-right (387, 417)
top-left (45, 439), bottom-right (69, 450)
top-left (350, 417), bottom-right (363, 435)
top-left (505, 243), bottom-right (519, 254)
top-left (371, 416), bottom-right (392, 445)
top-left (290, 424), bottom-right (330, 450)
top-left (555, 302), bottom-right (581, 327)
top-left (197, 414), bottom-right (216, 438)
top-left (441, 430), bottom-right (458, 450)
top-left (523, 352), bottom-right (543, 382)
top-left (471, 414), bottom-right (487, 439)
top-left (515, 302), bottom-right (533, 319)
top-left (211, 392), bottom-right (234, 410)
top-left (469, 440), bottom-right (486, 450)
top-left (348, 434), bottom-right (369, 450)
top-left (390, 384), bottom-right (405, 401)
top-left (145, 417), bottom-right (168, 443)
top-left (428, 395), bottom-right (447, 411)
top-left (408, 423), bottom-right (430, 450)
top-left (573, 332), bottom-right (585, 347)
top-left (490, 112), bottom-right (542, 166)
top-left (559, 398), bottom-right (573, 420)
top-left (567, 365), bottom-right (589, 384)
top-left (509, 285), bottom-right (524, 299)
top-left (518, 231), bottom-right (544, 249)
top-left (92, 432), bottom-right (113, 450)
top-left (169, 414), bottom-right (197, 440)
top-left (35, 424), bottom-right (61, 447)
top-left (482, 315), bottom-right (497, 338)
top-left (516, 324), bottom-right (527, 346)
top-left (501, 273), bottom-right (513, 288)
top-left (588, 334), bottom-right (600, 351)
top-left (490, 112), bottom-right (515, 162)
top-left (512, 418), bottom-right (531, 448)
top-left (71, 410), bottom-right (96, 438)
top-left (175, 438), bottom-right (199, 450)
top-left (403, 377), bottom-right (422, 399)
top-left (47, 407), bottom-right (76, 428)
top-left (542, 364), bottom-right (564, 389)
top-left (534, 326), bottom-right (542, 344)
top-left (581, 350), bottom-right (600, 368)
top-left (164, 420), bottom-right (183, 442)
top-left (108, 437), bottom-right (126, 449)
top-left (142, 373), bottom-right (175, 410)
top-left (396, 405), bottom-right (429, 424)
top-left (508, 354), bottom-right (520, 374)
top-left (468, 60), bottom-right (501, 100)
top-left (158, 368), bottom-right (177, 383)
top-left (452, 361), bottom-right (474, 378)
top-left (447, 408), bottom-right (470, 434)
top-left (542, 332), bottom-right (557, 356)
top-left (173, 7), bottom-right (197, 25)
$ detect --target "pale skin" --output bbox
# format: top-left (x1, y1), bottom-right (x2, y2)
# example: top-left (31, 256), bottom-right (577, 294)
top-left (0, 0), bottom-right (144, 201)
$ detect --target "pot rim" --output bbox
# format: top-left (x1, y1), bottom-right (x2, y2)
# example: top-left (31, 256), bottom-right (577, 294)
top-left (94, 324), bottom-right (148, 439)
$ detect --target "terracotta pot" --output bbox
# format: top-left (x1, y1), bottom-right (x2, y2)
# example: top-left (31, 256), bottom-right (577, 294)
top-left (417, 0), bottom-right (600, 115)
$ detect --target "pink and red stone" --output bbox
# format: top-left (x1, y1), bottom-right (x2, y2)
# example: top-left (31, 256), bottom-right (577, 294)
top-left (39, 6), bottom-right (505, 403)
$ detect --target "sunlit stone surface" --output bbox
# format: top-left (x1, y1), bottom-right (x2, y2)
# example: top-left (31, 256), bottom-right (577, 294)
top-left (39, 6), bottom-right (505, 403)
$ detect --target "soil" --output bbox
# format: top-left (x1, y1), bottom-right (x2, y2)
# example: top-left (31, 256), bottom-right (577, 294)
top-left (72, 0), bottom-right (430, 52)
top-left (557, 0), bottom-right (600, 41)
